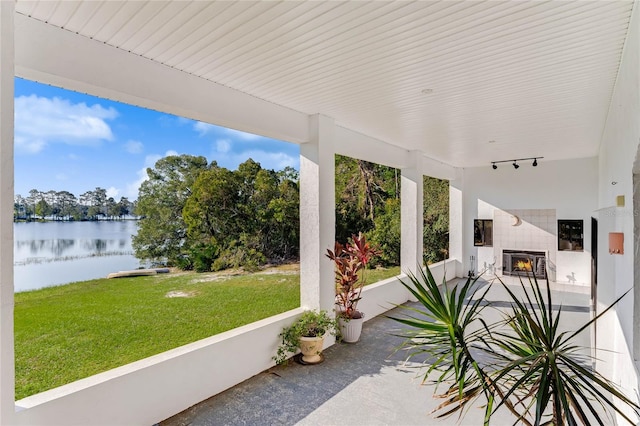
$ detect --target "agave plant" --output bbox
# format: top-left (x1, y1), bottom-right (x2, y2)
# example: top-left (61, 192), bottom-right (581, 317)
top-left (390, 267), bottom-right (640, 425)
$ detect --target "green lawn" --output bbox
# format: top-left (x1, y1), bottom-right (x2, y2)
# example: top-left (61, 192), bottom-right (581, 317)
top-left (366, 266), bottom-right (402, 283)
top-left (14, 264), bottom-right (401, 400)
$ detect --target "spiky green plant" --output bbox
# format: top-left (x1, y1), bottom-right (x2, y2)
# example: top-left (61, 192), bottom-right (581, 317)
top-left (390, 268), bottom-right (640, 425)
top-left (388, 267), bottom-right (498, 423)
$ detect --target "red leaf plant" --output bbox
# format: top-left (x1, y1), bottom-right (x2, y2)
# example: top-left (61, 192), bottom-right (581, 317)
top-left (326, 232), bottom-right (380, 319)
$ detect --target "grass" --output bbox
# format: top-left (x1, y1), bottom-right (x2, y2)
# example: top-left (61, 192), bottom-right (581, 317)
top-left (14, 264), bottom-right (401, 400)
top-left (365, 266), bottom-right (401, 284)
top-left (14, 266), bottom-right (300, 400)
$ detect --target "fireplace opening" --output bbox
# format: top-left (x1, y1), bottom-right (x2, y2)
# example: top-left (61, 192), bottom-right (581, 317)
top-left (503, 250), bottom-right (546, 279)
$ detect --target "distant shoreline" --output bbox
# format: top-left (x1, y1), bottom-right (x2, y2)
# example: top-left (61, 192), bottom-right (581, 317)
top-left (14, 217), bottom-right (140, 223)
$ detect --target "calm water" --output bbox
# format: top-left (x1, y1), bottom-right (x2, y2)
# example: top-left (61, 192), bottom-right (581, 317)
top-left (14, 221), bottom-right (144, 292)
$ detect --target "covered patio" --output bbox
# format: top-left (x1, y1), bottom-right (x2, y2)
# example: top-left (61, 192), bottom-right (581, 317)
top-left (161, 278), bottom-right (592, 426)
top-left (0, 1), bottom-right (638, 425)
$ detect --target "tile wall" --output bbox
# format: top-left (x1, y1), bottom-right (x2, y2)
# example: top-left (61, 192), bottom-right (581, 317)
top-left (493, 209), bottom-right (557, 280)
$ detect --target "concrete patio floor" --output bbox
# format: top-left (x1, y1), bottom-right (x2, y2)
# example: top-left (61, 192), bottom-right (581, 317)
top-left (160, 277), bottom-right (592, 426)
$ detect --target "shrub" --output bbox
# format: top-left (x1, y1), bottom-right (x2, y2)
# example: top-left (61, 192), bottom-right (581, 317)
top-left (212, 240), bottom-right (266, 272)
top-left (189, 243), bottom-right (219, 273)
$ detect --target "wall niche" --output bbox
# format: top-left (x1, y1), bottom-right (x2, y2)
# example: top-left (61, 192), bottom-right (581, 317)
top-left (474, 219), bottom-right (493, 247)
top-left (558, 219), bottom-right (583, 251)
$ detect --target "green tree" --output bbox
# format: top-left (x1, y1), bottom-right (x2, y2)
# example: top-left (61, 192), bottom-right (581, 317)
top-left (267, 172), bottom-right (299, 259)
top-left (26, 189), bottom-right (40, 220)
top-left (133, 154), bottom-right (209, 265)
top-left (335, 154), bottom-right (400, 264)
top-left (106, 197), bottom-right (118, 220)
top-left (367, 198), bottom-right (401, 266)
top-left (423, 175), bottom-right (449, 264)
top-left (116, 197), bottom-right (132, 219)
top-left (182, 159), bottom-right (300, 271)
top-left (335, 155), bottom-right (449, 267)
top-left (335, 155), bottom-right (375, 242)
top-left (89, 187), bottom-right (107, 220)
top-left (183, 164), bottom-right (240, 248)
top-left (35, 198), bottom-right (51, 219)
top-left (79, 191), bottom-right (93, 220)
top-left (14, 194), bottom-right (27, 220)
top-left (56, 191), bottom-right (77, 221)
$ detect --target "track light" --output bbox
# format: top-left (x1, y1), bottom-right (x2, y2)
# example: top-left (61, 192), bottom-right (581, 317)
top-left (490, 157), bottom-right (542, 170)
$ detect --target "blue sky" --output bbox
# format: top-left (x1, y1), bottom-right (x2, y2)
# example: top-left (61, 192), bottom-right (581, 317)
top-left (14, 78), bottom-right (299, 200)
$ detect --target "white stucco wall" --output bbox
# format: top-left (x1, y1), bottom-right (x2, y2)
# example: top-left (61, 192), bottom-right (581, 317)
top-left (595, 1), bottom-right (640, 420)
top-left (453, 157), bottom-right (598, 286)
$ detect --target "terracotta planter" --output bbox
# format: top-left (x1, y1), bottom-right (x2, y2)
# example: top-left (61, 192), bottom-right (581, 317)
top-left (299, 336), bottom-right (325, 363)
top-left (339, 314), bottom-right (364, 343)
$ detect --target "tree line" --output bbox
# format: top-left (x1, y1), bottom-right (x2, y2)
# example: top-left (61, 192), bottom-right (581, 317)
top-left (133, 153), bottom-right (449, 273)
top-left (14, 188), bottom-right (135, 222)
top-left (335, 154), bottom-right (449, 266)
top-left (132, 155), bottom-right (299, 272)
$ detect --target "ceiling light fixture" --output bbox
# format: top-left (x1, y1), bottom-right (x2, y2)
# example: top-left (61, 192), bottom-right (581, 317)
top-left (490, 157), bottom-right (543, 170)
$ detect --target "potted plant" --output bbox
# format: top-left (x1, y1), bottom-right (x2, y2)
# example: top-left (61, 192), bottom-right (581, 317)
top-left (326, 232), bottom-right (380, 343)
top-left (273, 310), bottom-right (338, 365)
top-left (390, 267), bottom-right (640, 424)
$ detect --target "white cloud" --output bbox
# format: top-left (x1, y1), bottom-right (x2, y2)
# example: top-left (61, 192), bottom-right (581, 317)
top-left (246, 151), bottom-right (298, 170)
top-left (55, 173), bottom-right (68, 182)
top-left (216, 139), bottom-right (231, 153)
top-left (194, 121), bottom-right (217, 136)
top-left (15, 95), bottom-right (118, 154)
top-left (15, 136), bottom-right (45, 154)
top-left (211, 148), bottom-right (298, 172)
top-left (106, 187), bottom-right (119, 199)
top-left (124, 140), bottom-right (144, 154)
top-left (225, 128), bottom-right (262, 141)
top-left (175, 116), bottom-right (192, 126)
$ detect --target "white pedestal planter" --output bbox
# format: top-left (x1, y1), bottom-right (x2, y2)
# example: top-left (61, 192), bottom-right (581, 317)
top-left (339, 315), bottom-right (364, 343)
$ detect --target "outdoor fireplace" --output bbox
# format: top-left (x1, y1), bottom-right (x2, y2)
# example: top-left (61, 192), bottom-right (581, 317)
top-left (502, 250), bottom-right (547, 279)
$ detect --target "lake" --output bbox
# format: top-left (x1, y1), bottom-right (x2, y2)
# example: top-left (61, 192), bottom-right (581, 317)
top-left (14, 221), bottom-right (144, 292)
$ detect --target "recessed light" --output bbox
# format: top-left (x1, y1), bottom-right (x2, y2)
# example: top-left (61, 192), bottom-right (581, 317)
top-left (421, 89), bottom-right (434, 94)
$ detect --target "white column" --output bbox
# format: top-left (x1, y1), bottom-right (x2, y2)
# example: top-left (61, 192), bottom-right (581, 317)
top-left (449, 169), bottom-right (465, 277)
top-left (401, 153), bottom-right (424, 277)
top-left (299, 115), bottom-right (335, 313)
top-left (0, 1), bottom-right (15, 422)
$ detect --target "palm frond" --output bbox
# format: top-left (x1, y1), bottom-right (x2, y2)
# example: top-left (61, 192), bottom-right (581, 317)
top-left (390, 267), bottom-right (639, 425)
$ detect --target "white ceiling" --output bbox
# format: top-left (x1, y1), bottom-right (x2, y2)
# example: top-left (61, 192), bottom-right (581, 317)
top-left (14, 0), bottom-right (636, 168)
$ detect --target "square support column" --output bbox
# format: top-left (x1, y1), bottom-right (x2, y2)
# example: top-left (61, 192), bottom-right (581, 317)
top-left (449, 170), bottom-right (465, 277)
top-left (401, 154), bottom-right (424, 277)
top-left (0, 1), bottom-right (15, 422)
top-left (300, 115), bottom-right (335, 312)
